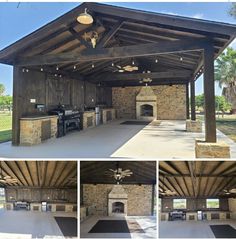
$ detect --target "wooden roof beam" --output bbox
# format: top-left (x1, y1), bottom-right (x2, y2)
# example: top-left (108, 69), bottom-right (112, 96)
top-left (15, 38), bottom-right (209, 66)
top-left (97, 20), bottom-right (124, 48)
top-left (92, 70), bottom-right (192, 83)
top-left (88, 2), bottom-right (236, 36)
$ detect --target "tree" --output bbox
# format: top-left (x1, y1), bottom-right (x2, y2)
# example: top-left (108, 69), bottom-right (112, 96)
top-left (229, 3), bottom-right (236, 18)
top-left (215, 95), bottom-right (232, 117)
top-left (215, 47), bottom-right (236, 113)
top-left (0, 83), bottom-right (5, 96)
top-left (195, 94), bottom-right (204, 111)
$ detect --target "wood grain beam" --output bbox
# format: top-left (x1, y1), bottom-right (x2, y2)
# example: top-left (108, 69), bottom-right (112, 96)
top-left (88, 3), bottom-right (236, 36)
top-left (97, 20), bottom-right (123, 48)
top-left (15, 39), bottom-right (208, 66)
top-left (92, 70), bottom-right (192, 82)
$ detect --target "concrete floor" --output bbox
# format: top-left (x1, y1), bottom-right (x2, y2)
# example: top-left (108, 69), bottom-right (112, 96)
top-left (0, 210), bottom-right (77, 239)
top-left (159, 220), bottom-right (236, 238)
top-left (0, 120), bottom-right (236, 158)
top-left (80, 215), bottom-right (156, 238)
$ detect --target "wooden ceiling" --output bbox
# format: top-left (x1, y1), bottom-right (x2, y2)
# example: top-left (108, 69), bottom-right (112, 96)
top-left (80, 161), bottom-right (156, 184)
top-left (159, 161), bottom-right (236, 198)
top-left (0, 3), bottom-right (236, 87)
top-left (0, 161), bottom-right (77, 188)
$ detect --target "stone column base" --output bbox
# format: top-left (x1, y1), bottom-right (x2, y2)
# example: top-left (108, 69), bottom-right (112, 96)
top-left (186, 120), bottom-right (202, 132)
top-left (195, 139), bottom-right (230, 158)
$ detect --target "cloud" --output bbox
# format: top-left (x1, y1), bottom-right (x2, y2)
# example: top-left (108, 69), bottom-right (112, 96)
top-left (192, 13), bottom-right (204, 19)
top-left (160, 11), bottom-right (204, 19)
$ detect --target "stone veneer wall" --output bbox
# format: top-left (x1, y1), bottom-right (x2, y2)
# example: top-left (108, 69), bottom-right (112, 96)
top-left (82, 184), bottom-right (152, 216)
top-left (112, 85), bottom-right (186, 120)
top-left (20, 116), bottom-right (57, 146)
top-left (229, 198), bottom-right (236, 219)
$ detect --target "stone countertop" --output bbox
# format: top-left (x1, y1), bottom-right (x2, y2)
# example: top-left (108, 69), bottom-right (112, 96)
top-left (163, 210), bottom-right (230, 213)
top-left (7, 201), bottom-right (76, 204)
top-left (102, 108), bottom-right (114, 111)
top-left (83, 110), bottom-right (95, 113)
top-left (20, 115), bottom-right (58, 120)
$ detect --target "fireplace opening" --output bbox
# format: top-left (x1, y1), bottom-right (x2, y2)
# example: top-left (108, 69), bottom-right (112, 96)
top-left (112, 202), bottom-right (124, 213)
top-left (141, 104), bottom-right (153, 117)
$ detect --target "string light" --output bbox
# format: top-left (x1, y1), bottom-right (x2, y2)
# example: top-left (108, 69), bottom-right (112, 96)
top-left (26, 69), bottom-right (29, 73)
top-left (155, 58), bottom-right (158, 63)
top-left (73, 65), bottom-right (77, 70)
top-left (56, 66), bottom-right (59, 71)
top-left (180, 57), bottom-right (183, 61)
top-left (22, 68), bottom-right (25, 73)
top-left (40, 67), bottom-right (44, 72)
top-left (54, 74), bottom-right (58, 77)
top-left (132, 60), bottom-right (135, 65)
top-left (92, 63), bottom-right (95, 68)
top-left (111, 62), bottom-right (114, 67)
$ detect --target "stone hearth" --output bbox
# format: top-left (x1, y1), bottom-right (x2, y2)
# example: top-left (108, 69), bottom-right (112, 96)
top-left (108, 185), bottom-right (128, 217)
top-left (136, 86), bottom-right (157, 120)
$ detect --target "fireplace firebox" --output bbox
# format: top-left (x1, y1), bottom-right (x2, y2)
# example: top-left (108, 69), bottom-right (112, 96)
top-left (136, 86), bottom-right (157, 120)
top-left (108, 185), bottom-right (128, 217)
top-left (112, 202), bottom-right (124, 213)
top-left (141, 104), bottom-right (153, 117)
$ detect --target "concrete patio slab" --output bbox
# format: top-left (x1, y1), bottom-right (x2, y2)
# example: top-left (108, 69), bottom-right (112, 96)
top-left (80, 215), bottom-right (156, 238)
top-left (0, 210), bottom-right (77, 239)
top-left (159, 220), bottom-right (236, 238)
top-left (0, 120), bottom-right (235, 158)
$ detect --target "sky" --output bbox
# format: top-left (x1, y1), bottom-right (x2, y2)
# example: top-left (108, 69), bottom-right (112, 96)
top-left (0, 2), bottom-right (236, 96)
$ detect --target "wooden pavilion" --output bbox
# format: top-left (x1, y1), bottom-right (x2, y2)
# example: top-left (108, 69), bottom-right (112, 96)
top-left (0, 2), bottom-right (236, 148)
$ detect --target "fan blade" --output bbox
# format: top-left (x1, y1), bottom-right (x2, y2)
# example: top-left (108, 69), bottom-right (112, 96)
top-left (116, 65), bottom-right (122, 69)
top-left (0, 179), bottom-right (6, 183)
top-left (4, 175), bottom-right (11, 180)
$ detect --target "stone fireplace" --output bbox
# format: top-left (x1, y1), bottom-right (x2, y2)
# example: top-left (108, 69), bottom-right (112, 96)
top-left (108, 185), bottom-right (128, 217)
top-left (136, 86), bottom-right (157, 120)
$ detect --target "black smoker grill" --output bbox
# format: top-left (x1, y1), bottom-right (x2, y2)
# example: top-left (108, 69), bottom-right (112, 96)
top-left (48, 105), bottom-right (80, 137)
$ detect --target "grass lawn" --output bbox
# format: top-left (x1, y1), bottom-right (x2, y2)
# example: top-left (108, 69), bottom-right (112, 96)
top-left (197, 114), bottom-right (236, 142)
top-left (216, 116), bottom-right (236, 142)
top-left (0, 112), bottom-right (12, 143)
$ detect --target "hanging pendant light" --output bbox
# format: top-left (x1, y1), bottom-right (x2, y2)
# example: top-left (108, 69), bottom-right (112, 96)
top-left (77, 8), bottom-right (93, 25)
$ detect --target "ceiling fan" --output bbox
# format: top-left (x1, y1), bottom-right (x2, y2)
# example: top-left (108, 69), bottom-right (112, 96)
top-left (159, 188), bottom-right (177, 196)
top-left (0, 162), bottom-right (18, 184)
top-left (66, 176), bottom-right (77, 184)
top-left (222, 188), bottom-right (236, 195)
top-left (107, 63), bottom-right (139, 73)
top-left (139, 70), bottom-right (152, 84)
top-left (160, 175), bottom-right (176, 196)
top-left (105, 162), bottom-right (133, 184)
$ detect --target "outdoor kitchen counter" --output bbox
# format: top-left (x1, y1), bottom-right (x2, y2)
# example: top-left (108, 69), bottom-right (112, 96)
top-left (102, 108), bottom-right (116, 124)
top-left (19, 115), bottom-right (58, 146)
top-left (21, 115), bottom-right (58, 120)
top-left (82, 110), bottom-right (96, 129)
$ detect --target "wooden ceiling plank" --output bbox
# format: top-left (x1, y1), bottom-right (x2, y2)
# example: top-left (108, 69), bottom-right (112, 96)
top-left (2, 162), bottom-right (25, 186)
top-left (187, 161), bottom-right (197, 198)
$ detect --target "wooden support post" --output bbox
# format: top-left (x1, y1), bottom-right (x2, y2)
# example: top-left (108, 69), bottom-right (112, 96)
top-left (186, 83), bottom-right (190, 119)
top-left (151, 184), bottom-right (155, 216)
top-left (190, 80), bottom-right (196, 121)
top-left (12, 66), bottom-right (23, 145)
top-left (204, 44), bottom-right (216, 143)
